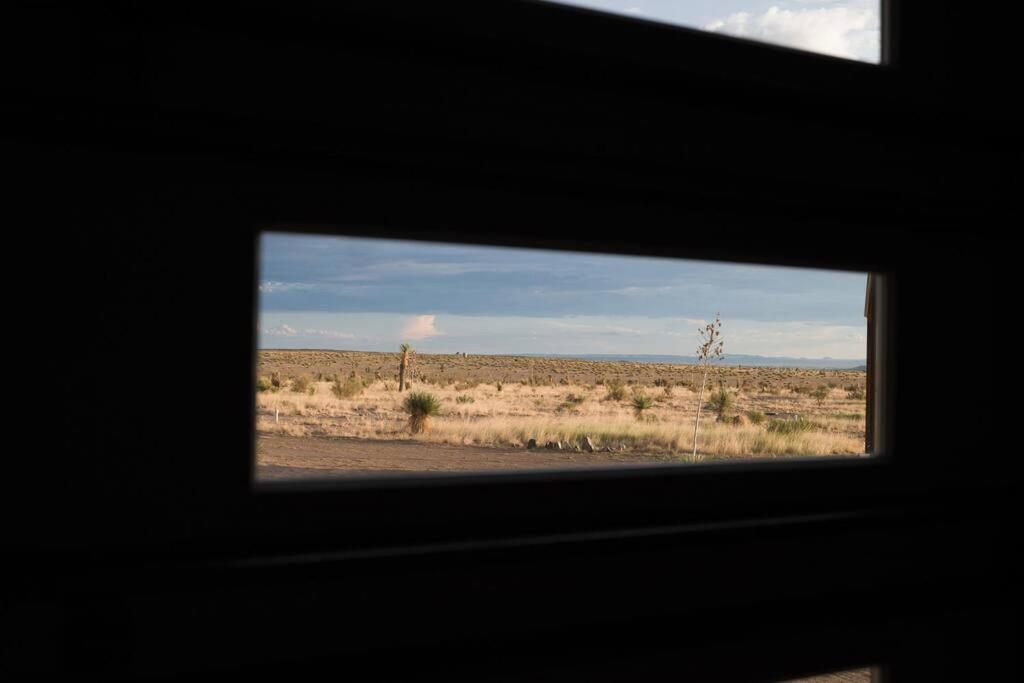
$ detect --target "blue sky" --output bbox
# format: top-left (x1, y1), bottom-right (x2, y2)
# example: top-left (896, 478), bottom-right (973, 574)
top-left (545, 1), bottom-right (880, 63)
top-left (259, 233), bottom-right (867, 360)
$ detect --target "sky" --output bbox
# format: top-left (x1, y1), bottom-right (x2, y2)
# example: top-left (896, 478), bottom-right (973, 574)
top-left (545, 0), bottom-right (880, 63)
top-left (258, 233), bottom-right (867, 361)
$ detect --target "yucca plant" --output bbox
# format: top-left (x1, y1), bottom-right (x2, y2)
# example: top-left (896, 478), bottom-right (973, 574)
top-left (403, 391), bottom-right (441, 434)
top-left (691, 313), bottom-right (724, 460)
top-left (398, 343), bottom-right (413, 392)
top-left (631, 394), bottom-right (654, 421)
top-left (707, 387), bottom-right (734, 420)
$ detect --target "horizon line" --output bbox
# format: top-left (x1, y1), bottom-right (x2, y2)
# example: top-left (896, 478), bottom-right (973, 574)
top-left (258, 348), bottom-right (866, 364)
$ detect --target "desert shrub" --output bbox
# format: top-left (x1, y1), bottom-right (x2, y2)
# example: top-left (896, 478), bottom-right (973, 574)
top-left (662, 384), bottom-right (674, 398)
top-left (706, 388), bottom-right (734, 419)
top-left (605, 379), bottom-right (627, 402)
top-left (631, 394), bottom-right (654, 420)
top-left (564, 393), bottom-right (586, 405)
top-left (653, 378), bottom-right (669, 387)
top-left (746, 409), bottom-right (766, 424)
top-left (767, 417), bottom-right (816, 434)
top-left (256, 377), bottom-right (272, 392)
top-left (270, 372), bottom-right (281, 388)
top-left (331, 375), bottom-right (365, 399)
top-left (307, 384), bottom-right (317, 396)
top-left (403, 391), bottom-right (442, 434)
top-left (456, 395), bottom-right (475, 404)
top-left (495, 381), bottom-right (503, 392)
top-left (454, 381), bottom-right (478, 392)
top-left (811, 386), bottom-right (830, 405)
top-left (846, 388), bottom-right (866, 400)
top-left (290, 375), bottom-right (312, 393)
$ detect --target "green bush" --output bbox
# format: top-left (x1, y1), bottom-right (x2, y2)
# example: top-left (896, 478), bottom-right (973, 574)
top-left (605, 379), bottom-right (627, 402)
top-left (256, 377), bottom-right (272, 392)
top-left (403, 391), bottom-right (442, 433)
top-left (706, 388), bottom-right (734, 418)
top-left (331, 375), bottom-right (365, 399)
top-left (745, 409), bottom-right (766, 425)
top-left (290, 375), bottom-right (312, 393)
top-left (631, 394), bottom-right (654, 420)
top-left (456, 395), bottom-right (475, 404)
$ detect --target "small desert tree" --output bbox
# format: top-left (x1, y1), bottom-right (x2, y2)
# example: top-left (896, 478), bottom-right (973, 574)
top-left (403, 391), bottom-right (441, 434)
top-left (398, 343), bottom-right (413, 392)
top-left (691, 313), bottom-right (724, 461)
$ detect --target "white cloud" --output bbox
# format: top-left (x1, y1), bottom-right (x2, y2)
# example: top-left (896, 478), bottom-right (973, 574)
top-left (258, 281), bottom-right (313, 293)
top-left (303, 329), bottom-right (355, 339)
top-left (264, 324), bottom-right (297, 336)
top-left (263, 324), bottom-right (353, 339)
top-left (401, 314), bottom-right (442, 340)
top-left (705, 3), bottom-right (879, 62)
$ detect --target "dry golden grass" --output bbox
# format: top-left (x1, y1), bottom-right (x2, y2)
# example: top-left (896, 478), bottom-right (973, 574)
top-left (256, 350), bottom-right (866, 460)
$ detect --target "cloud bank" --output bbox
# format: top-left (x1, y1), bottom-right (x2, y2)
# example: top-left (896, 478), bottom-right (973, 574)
top-left (401, 315), bottom-right (442, 341)
top-left (705, 3), bottom-right (880, 62)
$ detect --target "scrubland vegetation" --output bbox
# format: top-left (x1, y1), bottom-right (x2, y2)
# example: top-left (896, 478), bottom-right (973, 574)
top-left (256, 350), bottom-right (866, 462)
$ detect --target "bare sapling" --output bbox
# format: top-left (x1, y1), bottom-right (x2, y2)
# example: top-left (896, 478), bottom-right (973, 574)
top-left (692, 313), bottom-right (724, 461)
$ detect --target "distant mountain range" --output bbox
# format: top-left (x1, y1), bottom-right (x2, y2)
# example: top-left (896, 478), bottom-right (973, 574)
top-left (512, 353), bottom-right (867, 371)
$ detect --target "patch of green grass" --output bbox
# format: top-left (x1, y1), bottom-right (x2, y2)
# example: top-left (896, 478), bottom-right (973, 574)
top-left (766, 417), bottom-right (817, 435)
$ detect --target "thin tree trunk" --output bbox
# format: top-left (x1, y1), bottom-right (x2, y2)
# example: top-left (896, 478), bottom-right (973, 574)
top-left (399, 357), bottom-right (407, 392)
top-left (692, 368), bottom-right (708, 461)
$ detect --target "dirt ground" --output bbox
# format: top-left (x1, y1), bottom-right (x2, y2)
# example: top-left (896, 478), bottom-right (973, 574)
top-left (256, 433), bottom-right (697, 480)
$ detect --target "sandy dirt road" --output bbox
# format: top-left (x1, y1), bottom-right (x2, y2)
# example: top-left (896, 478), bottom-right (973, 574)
top-left (256, 433), bottom-right (678, 480)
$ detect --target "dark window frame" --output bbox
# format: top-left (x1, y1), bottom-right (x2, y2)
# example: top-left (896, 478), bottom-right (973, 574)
top-left (528, 0), bottom-right (892, 67)
top-left (25, 0), bottom-right (931, 558)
